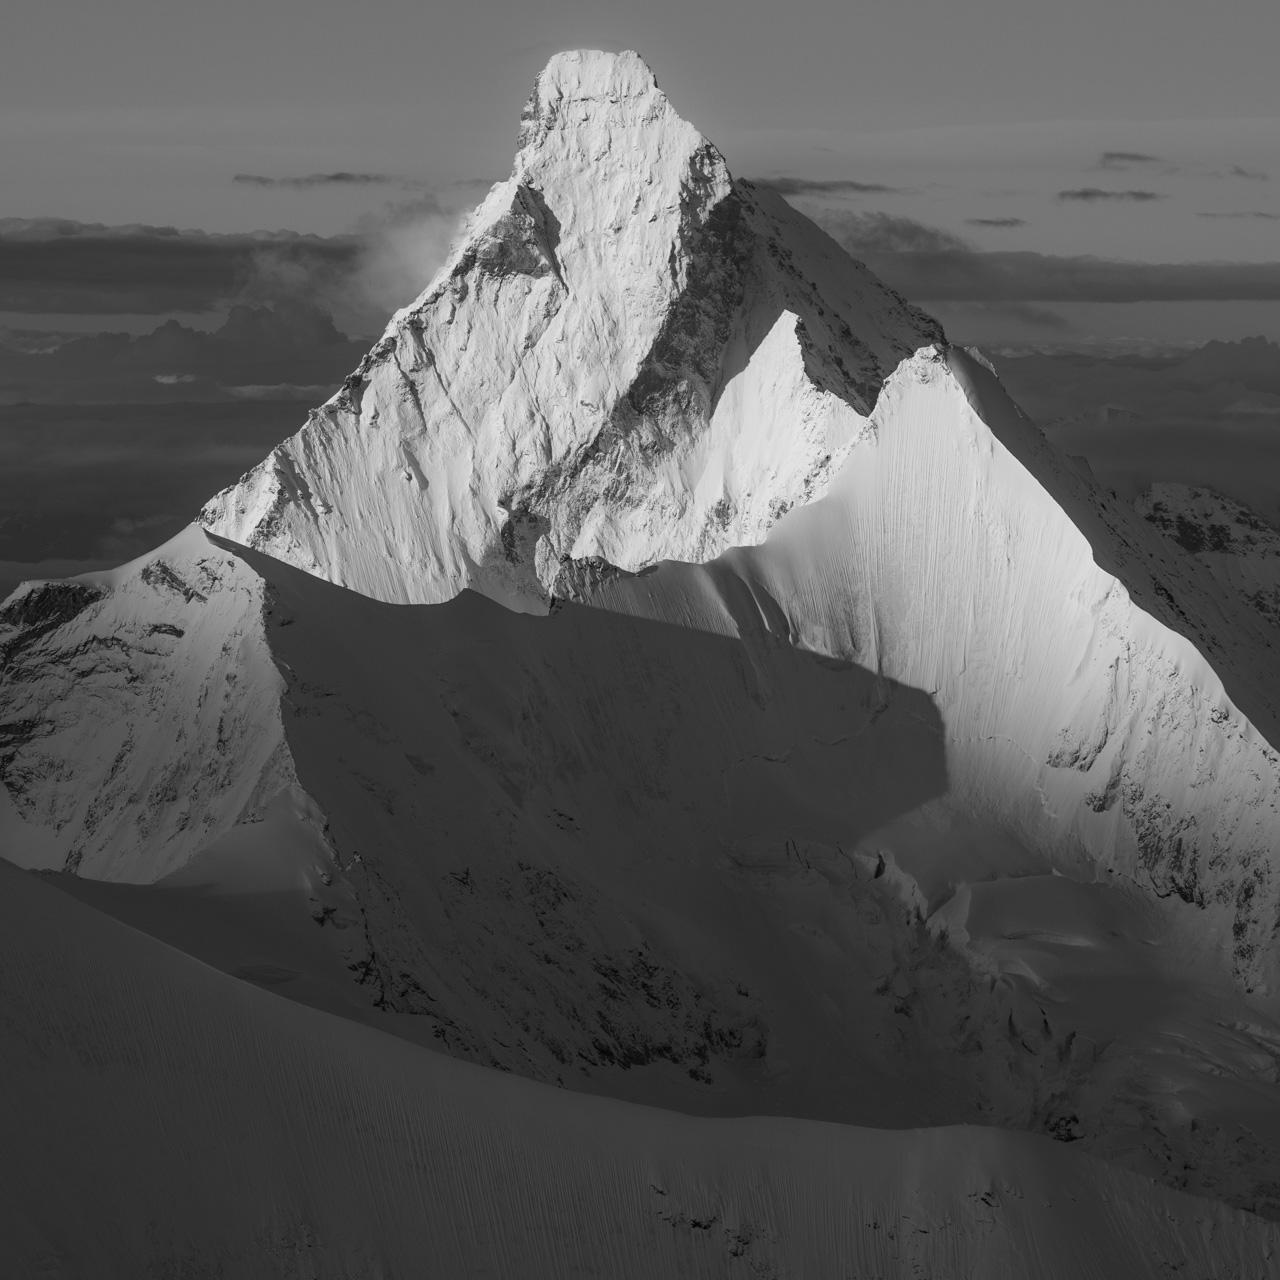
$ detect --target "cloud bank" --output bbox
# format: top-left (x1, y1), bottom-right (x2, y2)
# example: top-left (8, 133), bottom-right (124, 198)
top-left (7, 197), bottom-right (1280, 335)
top-left (1098, 151), bottom-right (1164, 169)
top-left (0, 218), bottom-right (359, 315)
top-left (0, 197), bottom-right (469, 332)
top-left (1058, 188), bottom-right (1165, 202)
top-left (233, 172), bottom-right (404, 188)
top-left (815, 211), bottom-right (1280, 303)
top-left (750, 177), bottom-right (899, 196)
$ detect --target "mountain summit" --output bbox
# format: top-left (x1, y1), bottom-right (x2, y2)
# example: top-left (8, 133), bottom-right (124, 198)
top-left (4, 49), bottom-right (1280, 1272)
top-left (200, 50), bottom-right (942, 609)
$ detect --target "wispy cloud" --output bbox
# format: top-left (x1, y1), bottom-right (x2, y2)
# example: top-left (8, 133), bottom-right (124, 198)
top-left (1098, 151), bottom-right (1164, 170)
top-left (965, 217), bottom-right (1027, 228)
top-left (820, 211), bottom-right (971, 255)
top-left (1227, 165), bottom-right (1269, 181)
top-left (1059, 188), bottom-right (1166, 202)
top-left (751, 177), bottom-right (900, 196)
top-left (233, 171), bottom-right (404, 188)
top-left (1198, 211), bottom-right (1280, 220)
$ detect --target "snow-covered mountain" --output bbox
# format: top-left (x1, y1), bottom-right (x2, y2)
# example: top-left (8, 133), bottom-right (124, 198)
top-left (199, 50), bottom-right (941, 611)
top-left (4, 47), bottom-right (1280, 1270)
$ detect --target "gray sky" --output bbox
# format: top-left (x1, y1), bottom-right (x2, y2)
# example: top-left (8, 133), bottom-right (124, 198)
top-left (4, 1), bottom-right (1277, 231)
top-left (4, 0), bottom-right (1280, 345)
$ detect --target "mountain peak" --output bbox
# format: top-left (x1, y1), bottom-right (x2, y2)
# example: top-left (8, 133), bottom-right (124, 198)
top-left (199, 51), bottom-right (940, 610)
top-left (516, 50), bottom-right (664, 155)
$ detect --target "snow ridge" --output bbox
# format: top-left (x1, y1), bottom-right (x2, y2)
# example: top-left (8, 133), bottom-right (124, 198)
top-left (0, 527), bottom-right (295, 880)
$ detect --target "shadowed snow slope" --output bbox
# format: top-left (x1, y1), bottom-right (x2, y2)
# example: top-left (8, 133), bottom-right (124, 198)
top-left (198, 50), bottom-right (942, 611)
top-left (4, 855), bottom-right (1278, 1279)
top-left (585, 347), bottom-right (1280, 990)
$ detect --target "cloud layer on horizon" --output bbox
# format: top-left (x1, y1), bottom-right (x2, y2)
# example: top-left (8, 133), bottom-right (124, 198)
top-left (750, 177), bottom-right (900, 196)
top-left (0, 203), bottom-right (465, 332)
top-left (5, 203), bottom-right (1280, 333)
top-left (0, 218), bottom-right (359, 315)
top-left (814, 210), bottom-right (1280, 303)
top-left (233, 172), bottom-right (406, 188)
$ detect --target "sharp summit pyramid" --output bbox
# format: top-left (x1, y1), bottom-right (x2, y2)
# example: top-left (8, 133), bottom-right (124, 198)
top-left (200, 50), bottom-right (943, 610)
top-left (4, 49), bottom-right (1280, 1277)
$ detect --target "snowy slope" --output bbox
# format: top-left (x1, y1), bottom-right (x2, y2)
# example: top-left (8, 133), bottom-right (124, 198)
top-left (5, 855), bottom-right (1278, 1279)
top-left (199, 50), bottom-right (941, 611)
top-left (10, 518), bottom-right (1280, 1215)
top-left (0, 525), bottom-right (295, 880)
top-left (1138, 481), bottom-right (1280, 630)
top-left (580, 346), bottom-right (1280, 991)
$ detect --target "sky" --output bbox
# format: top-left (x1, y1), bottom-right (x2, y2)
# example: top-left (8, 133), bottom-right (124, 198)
top-left (3, 0), bottom-right (1280, 347)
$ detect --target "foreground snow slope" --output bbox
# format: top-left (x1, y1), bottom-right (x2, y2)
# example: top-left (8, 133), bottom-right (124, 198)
top-left (199, 50), bottom-right (942, 610)
top-left (4, 855), bottom-right (1277, 1279)
top-left (11, 514), bottom-right (1280, 1216)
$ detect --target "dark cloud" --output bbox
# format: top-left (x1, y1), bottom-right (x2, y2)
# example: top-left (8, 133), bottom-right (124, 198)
top-left (878, 251), bottom-right (1280, 302)
top-left (819, 211), bottom-right (971, 255)
top-left (811, 210), bottom-right (1280, 302)
top-left (0, 218), bottom-right (359, 315)
top-left (0, 300), bottom-right (368, 404)
top-left (750, 177), bottom-right (900, 196)
top-left (965, 217), bottom-right (1027, 227)
top-left (931, 301), bottom-right (1070, 336)
top-left (1228, 165), bottom-right (1269, 181)
top-left (1198, 211), bottom-right (1280, 220)
top-left (234, 172), bottom-right (403, 188)
top-left (1098, 151), bottom-right (1163, 169)
top-left (1059, 188), bottom-right (1166, 202)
